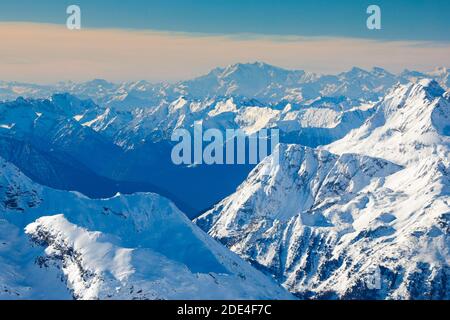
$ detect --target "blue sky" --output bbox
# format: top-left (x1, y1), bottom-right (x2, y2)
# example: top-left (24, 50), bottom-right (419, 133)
top-left (0, 1), bottom-right (449, 83)
top-left (0, 0), bottom-right (449, 41)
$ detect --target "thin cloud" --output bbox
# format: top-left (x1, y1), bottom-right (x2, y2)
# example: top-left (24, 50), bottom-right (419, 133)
top-left (0, 22), bottom-right (449, 83)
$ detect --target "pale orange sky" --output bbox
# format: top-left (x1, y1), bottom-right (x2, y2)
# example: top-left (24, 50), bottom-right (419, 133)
top-left (1, 22), bottom-right (450, 83)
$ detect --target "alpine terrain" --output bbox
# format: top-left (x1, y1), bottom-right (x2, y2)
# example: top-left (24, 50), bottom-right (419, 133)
top-left (196, 79), bottom-right (450, 299)
top-left (0, 63), bottom-right (448, 300)
top-left (0, 157), bottom-right (292, 300)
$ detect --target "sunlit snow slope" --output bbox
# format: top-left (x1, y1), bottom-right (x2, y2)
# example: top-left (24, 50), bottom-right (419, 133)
top-left (196, 80), bottom-right (450, 299)
top-left (0, 158), bottom-right (291, 300)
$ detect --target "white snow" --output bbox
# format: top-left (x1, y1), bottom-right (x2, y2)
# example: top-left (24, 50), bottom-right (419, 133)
top-left (0, 157), bottom-right (291, 300)
top-left (0, 65), bottom-right (449, 300)
top-left (196, 80), bottom-right (450, 299)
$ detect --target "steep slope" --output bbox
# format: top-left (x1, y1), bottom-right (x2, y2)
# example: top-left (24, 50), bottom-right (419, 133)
top-left (328, 79), bottom-right (449, 165)
top-left (0, 158), bottom-right (291, 300)
top-left (1, 66), bottom-right (447, 220)
top-left (0, 95), bottom-right (257, 216)
top-left (97, 95), bottom-right (375, 150)
top-left (196, 81), bottom-right (450, 299)
top-left (180, 62), bottom-right (309, 102)
top-left (0, 95), bottom-right (172, 201)
top-left (401, 68), bottom-right (450, 91)
top-left (0, 94), bottom-right (122, 173)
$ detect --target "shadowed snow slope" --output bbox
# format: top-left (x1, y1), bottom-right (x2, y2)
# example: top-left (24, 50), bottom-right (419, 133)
top-left (196, 81), bottom-right (450, 299)
top-left (328, 79), bottom-right (449, 165)
top-left (0, 158), bottom-right (291, 300)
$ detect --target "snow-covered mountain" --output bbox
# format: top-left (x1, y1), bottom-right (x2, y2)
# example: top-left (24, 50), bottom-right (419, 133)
top-left (3, 63), bottom-right (448, 153)
top-left (328, 79), bottom-right (449, 165)
top-left (1, 64), bottom-right (449, 300)
top-left (2, 64), bottom-right (449, 107)
top-left (0, 157), bottom-right (291, 300)
top-left (401, 67), bottom-right (450, 91)
top-left (0, 81), bottom-right (54, 102)
top-left (196, 80), bottom-right (450, 299)
top-left (0, 94), bottom-right (251, 216)
top-left (84, 95), bottom-right (375, 150)
top-left (86, 64), bottom-right (447, 104)
top-left (3, 63), bottom-right (448, 151)
top-left (0, 94), bottom-right (148, 199)
top-left (0, 91), bottom-right (375, 216)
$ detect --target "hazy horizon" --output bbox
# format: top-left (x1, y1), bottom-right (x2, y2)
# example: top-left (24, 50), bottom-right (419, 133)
top-left (1, 1), bottom-right (449, 83)
top-left (1, 22), bottom-right (450, 84)
top-left (1, 58), bottom-right (449, 86)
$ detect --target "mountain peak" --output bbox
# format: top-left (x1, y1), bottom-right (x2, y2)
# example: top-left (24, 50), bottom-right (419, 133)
top-left (430, 67), bottom-right (449, 76)
top-left (371, 67), bottom-right (394, 77)
top-left (417, 79), bottom-right (445, 98)
top-left (0, 155), bottom-right (292, 300)
top-left (328, 79), bottom-right (448, 166)
top-left (401, 69), bottom-right (426, 77)
top-left (220, 62), bottom-right (288, 76)
top-left (83, 79), bottom-right (116, 89)
top-left (50, 92), bottom-right (96, 109)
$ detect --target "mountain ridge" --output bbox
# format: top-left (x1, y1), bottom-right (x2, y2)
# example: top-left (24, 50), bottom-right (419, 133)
top-left (0, 156), bottom-right (292, 300)
top-left (2, 63), bottom-right (449, 106)
top-left (195, 81), bottom-right (450, 299)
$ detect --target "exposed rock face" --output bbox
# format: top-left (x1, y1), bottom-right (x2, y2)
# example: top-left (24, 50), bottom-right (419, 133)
top-left (196, 81), bottom-right (450, 299)
top-left (0, 158), bottom-right (292, 300)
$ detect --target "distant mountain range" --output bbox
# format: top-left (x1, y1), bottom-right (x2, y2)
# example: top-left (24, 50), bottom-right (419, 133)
top-left (0, 63), bottom-right (449, 300)
top-left (1, 63), bottom-right (449, 107)
top-left (0, 157), bottom-right (291, 300)
top-left (1, 64), bottom-right (449, 215)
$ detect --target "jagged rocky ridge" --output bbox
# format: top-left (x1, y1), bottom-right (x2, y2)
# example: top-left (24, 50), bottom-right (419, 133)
top-left (1, 63), bottom-right (449, 300)
top-left (1, 64), bottom-right (446, 217)
top-left (2, 63), bottom-right (448, 152)
top-left (0, 158), bottom-right (292, 300)
top-left (196, 80), bottom-right (450, 299)
top-left (0, 84), bottom-right (376, 217)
